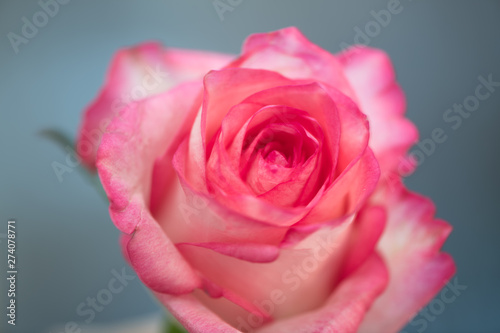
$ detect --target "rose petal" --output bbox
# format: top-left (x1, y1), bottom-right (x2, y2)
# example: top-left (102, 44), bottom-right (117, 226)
top-left (257, 252), bottom-right (388, 333)
top-left (77, 42), bottom-right (232, 169)
top-left (155, 178), bottom-right (290, 246)
top-left (123, 199), bottom-right (202, 294)
top-left (234, 27), bottom-right (355, 100)
top-left (173, 68), bottom-right (295, 194)
top-left (176, 70), bottom-right (345, 227)
top-left (203, 68), bottom-right (297, 146)
top-left (97, 81), bottom-right (202, 232)
top-left (210, 105), bottom-right (324, 207)
top-left (176, 242), bottom-right (280, 263)
top-left (155, 293), bottom-right (240, 333)
top-left (338, 47), bottom-right (418, 175)
top-left (207, 104), bottom-right (311, 199)
top-left (176, 223), bottom-right (354, 326)
top-left (358, 179), bottom-right (456, 333)
top-left (299, 147), bottom-right (380, 225)
top-left (96, 82), bottom-right (205, 295)
top-left (338, 205), bottom-right (387, 279)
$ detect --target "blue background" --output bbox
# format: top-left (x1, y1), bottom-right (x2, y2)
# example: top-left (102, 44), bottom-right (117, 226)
top-left (1, 1), bottom-right (499, 332)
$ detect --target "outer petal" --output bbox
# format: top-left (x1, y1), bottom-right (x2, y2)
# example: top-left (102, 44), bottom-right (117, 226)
top-left (358, 178), bottom-right (456, 333)
top-left (338, 205), bottom-right (387, 279)
top-left (123, 199), bottom-right (202, 294)
top-left (157, 293), bottom-right (240, 333)
top-left (257, 253), bottom-right (388, 333)
top-left (96, 81), bottom-right (204, 294)
top-left (168, 254), bottom-right (386, 333)
top-left (233, 27), bottom-right (355, 100)
top-left (176, 222), bottom-right (355, 328)
top-left (337, 47), bottom-right (418, 175)
top-left (77, 42), bottom-right (233, 169)
top-left (97, 81), bottom-right (202, 230)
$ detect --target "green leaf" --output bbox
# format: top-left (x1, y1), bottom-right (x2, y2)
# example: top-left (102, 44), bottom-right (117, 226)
top-left (164, 318), bottom-right (188, 333)
top-left (40, 128), bottom-right (108, 202)
top-left (39, 128), bottom-right (75, 150)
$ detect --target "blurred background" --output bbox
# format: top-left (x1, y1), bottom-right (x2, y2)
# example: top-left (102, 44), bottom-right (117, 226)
top-left (1, 1), bottom-right (499, 332)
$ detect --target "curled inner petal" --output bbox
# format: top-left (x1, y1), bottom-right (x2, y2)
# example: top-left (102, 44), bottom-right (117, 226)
top-left (208, 104), bottom-right (327, 208)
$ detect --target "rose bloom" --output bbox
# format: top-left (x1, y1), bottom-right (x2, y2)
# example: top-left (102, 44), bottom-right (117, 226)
top-left (77, 28), bottom-right (455, 333)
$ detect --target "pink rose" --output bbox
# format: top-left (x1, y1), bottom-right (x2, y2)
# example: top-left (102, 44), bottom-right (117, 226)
top-left (77, 27), bottom-right (455, 332)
